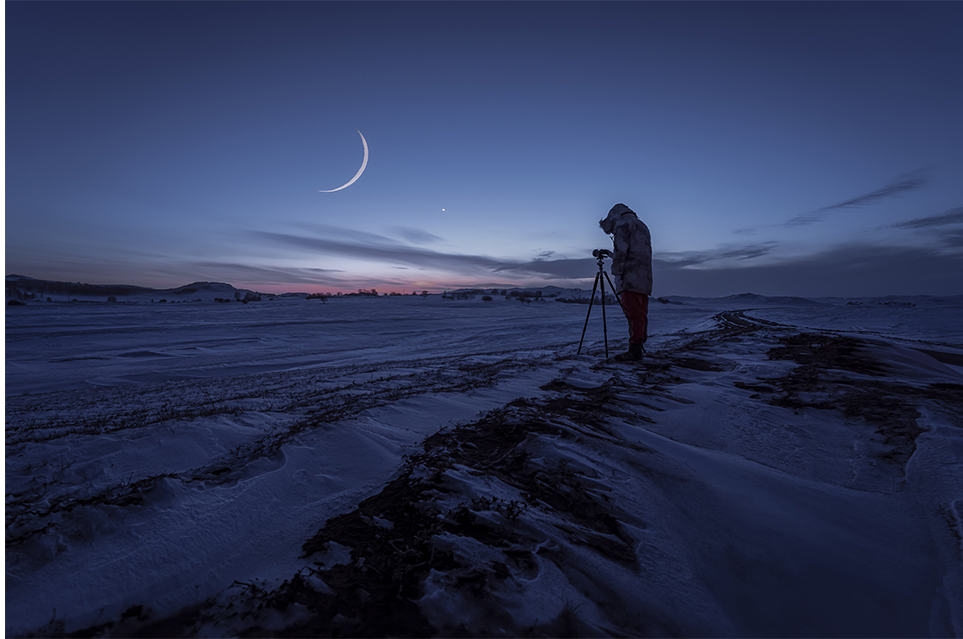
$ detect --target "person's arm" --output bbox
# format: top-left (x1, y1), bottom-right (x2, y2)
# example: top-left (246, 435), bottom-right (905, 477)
top-left (611, 225), bottom-right (630, 275)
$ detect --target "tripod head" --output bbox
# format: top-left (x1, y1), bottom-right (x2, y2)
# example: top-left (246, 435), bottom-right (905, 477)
top-left (592, 248), bottom-right (612, 269)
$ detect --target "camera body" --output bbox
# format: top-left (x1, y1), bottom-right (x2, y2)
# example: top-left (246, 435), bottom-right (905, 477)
top-left (592, 248), bottom-right (613, 259)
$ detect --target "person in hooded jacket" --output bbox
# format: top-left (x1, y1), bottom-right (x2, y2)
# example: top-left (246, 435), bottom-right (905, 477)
top-left (599, 203), bottom-right (652, 361)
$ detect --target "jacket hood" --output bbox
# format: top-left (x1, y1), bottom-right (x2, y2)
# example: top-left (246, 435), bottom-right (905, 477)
top-left (599, 203), bottom-right (635, 235)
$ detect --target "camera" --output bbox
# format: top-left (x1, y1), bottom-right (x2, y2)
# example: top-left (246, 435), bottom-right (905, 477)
top-left (592, 248), bottom-right (612, 259)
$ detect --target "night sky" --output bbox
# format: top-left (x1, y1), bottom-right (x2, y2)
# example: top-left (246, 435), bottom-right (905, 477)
top-left (6, 2), bottom-right (963, 296)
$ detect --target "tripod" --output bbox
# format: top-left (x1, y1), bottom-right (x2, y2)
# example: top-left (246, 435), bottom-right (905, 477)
top-left (577, 250), bottom-right (627, 358)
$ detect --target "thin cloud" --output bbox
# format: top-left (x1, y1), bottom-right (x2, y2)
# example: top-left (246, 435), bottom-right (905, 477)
top-left (178, 261), bottom-right (447, 291)
top-left (254, 229), bottom-right (602, 282)
top-left (785, 171), bottom-right (930, 227)
top-left (940, 230), bottom-right (963, 248)
top-left (177, 262), bottom-right (347, 287)
top-left (889, 206), bottom-right (963, 230)
top-left (299, 224), bottom-right (406, 247)
top-left (819, 172), bottom-right (929, 210)
top-left (254, 228), bottom-right (782, 283)
top-left (255, 231), bottom-right (506, 273)
top-left (248, 223), bottom-right (962, 296)
top-left (655, 242), bottom-right (963, 297)
top-left (498, 257), bottom-right (597, 279)
top-left (391, 227), bottom-right (445, 245)
top-left (658, 242), bottom-right (779, 268)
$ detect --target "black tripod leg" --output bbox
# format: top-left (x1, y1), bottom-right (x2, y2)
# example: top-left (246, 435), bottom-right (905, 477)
top-left (577, 273), bottom-right (601, 355)
top-left (602, 271), bottom-right (627, 315)
top-left (600, 267), bottom-right (609, 359)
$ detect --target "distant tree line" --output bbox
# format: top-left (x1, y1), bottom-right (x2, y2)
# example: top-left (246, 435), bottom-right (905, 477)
top-left (6, 278), bottom-right (148, 299)
top-left (554, 293), bottom-right (619, 305)
top-left (506, 290), bottom-right (543, 301)
top-left (442, 290), bottom-right (478, 300)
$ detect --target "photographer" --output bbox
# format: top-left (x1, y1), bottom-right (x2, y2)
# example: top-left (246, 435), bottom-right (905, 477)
top-left (599, 203), bottom-right (652, 361)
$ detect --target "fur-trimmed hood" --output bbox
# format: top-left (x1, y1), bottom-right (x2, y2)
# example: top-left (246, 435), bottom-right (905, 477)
top-left (599, 203), bottom-right (636, 235)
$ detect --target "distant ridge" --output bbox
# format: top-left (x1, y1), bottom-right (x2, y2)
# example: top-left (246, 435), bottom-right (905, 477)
top-left (722, 292), bottom-right (827, 306)
top-left (5, 275), bottom-right (259, 303)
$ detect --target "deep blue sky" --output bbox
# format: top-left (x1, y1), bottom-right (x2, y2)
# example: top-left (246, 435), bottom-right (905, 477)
top-left (6, 2), bottom-right (963, 296)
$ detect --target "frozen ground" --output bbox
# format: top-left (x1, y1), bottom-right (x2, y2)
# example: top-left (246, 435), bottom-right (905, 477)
top-left (6, 294), bottom-right (963, 637)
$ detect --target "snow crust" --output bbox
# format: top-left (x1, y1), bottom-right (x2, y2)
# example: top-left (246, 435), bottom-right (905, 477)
top-left (6, 294), bottom-right (963, 636)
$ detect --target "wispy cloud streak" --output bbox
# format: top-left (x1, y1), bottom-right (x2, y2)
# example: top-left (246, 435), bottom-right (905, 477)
top-left (889, 206), bottom-right (963, 230)
top-left (496, 257), bottom-right (597, 279)
top-left (657, 242), bottom-right (779, 268)
top-left (655, 242), bottom-right (963, 297)
top-left (941, 230), bottom-right (963, 248)
top-left (391, 227), bottom-right (445, 244)
top-left (256, 231), bottom-right (502, 271)
top-left (785, 171), bottom-right (930, 227)
top-left (253, 230), bottom-right (598, 281)
top-left (185, 262), bottom-right (345, 286)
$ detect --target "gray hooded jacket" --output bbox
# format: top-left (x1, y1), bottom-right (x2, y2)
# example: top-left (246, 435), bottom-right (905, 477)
top-left (600, 204), bottom-right (652, 295)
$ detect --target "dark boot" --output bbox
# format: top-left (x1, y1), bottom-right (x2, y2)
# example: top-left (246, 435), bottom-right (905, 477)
top-left (613, 342), bottom-right (644, 362)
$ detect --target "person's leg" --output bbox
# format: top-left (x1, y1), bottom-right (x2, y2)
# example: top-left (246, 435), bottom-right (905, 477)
top-left (620, 291), bottom-right (649, 344)
top-left (615, 291), bottom-right (648, 360)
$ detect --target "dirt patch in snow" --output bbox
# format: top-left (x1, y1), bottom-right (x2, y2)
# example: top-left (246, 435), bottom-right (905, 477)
top-left (102, 375), bottom-right (681, 637)
top-left (745, 332), bottom-right (962, 471)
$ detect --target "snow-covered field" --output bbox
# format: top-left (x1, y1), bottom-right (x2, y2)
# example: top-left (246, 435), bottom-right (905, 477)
top-left (6, 294), bottom-right (963, 637)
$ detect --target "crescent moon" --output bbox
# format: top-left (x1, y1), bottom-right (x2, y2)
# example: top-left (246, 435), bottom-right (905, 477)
top-left (319, 129), bottom-right (368, 193)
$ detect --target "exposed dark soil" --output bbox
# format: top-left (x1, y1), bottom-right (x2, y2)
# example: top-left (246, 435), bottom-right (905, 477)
top-left (742, 332), bottom-right (962, 470)
top-left (102, 371), bottom-right (676, 638)
top-left (270, 395), bottom-right (646, 638)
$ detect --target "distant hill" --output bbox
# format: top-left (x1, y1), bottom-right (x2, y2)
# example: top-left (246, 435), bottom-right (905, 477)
top-left (5, 275), bottom-right (262, 303)
top-left (722, 292), bottom-right (828, 306)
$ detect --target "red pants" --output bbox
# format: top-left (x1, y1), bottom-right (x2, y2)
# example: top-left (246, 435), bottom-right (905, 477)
top-left (619, 291), bottom-right (649, 344)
